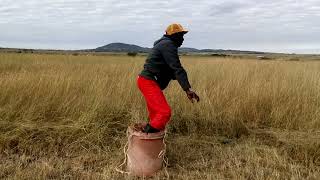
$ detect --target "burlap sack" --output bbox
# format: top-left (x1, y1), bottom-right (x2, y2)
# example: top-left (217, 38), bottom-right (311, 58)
top-left (126, 123), bottom-right (166, 176)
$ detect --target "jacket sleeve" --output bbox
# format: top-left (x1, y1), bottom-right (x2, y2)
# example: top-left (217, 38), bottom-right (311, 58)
top-left (160, 42), bottom-right (191, 91)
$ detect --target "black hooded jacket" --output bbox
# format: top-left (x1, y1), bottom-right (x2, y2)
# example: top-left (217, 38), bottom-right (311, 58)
top-left (139, 36), bottom-right (191, 91)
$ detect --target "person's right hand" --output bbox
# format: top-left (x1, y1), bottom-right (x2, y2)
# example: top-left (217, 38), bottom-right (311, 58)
top-left (186, 89), bottom-right (200, 103)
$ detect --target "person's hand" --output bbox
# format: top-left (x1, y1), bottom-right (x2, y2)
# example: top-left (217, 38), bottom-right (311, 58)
top-left (186, 89), bottom-right (200, 103)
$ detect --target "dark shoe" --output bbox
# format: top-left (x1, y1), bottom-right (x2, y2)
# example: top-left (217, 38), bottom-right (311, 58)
top-left (143, 123), bottom-right (160, 133)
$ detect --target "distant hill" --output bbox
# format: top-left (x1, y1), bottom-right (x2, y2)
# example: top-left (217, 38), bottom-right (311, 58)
top-left (179, 47), bottom-right (200, 53)
top-left (95, 43), bottom-right (150, 53)
top-left (0, 43), bottom-right (265, 55)
top-left (94, 43), bottom-right (265, 54)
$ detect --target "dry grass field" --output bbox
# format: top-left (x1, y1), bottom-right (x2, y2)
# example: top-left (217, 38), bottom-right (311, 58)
top-left (0, 53), bottom-right (319, 179)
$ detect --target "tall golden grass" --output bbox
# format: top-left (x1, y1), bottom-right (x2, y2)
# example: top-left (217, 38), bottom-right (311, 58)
top-left (0, 53), bottom-right (319, 179)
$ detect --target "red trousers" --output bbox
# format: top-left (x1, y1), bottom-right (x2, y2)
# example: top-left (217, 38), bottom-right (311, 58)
top-left (137, 76), bottom-right (171, 130)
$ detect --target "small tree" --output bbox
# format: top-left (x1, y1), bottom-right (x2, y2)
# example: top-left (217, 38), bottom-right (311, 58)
top-left (127, 52), bottom-right (138, 57)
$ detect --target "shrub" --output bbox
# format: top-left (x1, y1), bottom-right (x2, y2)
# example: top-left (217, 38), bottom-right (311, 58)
top-left (127, 52), bottom-right (138, 57)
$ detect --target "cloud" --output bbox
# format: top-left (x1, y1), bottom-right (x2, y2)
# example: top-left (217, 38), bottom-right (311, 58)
top-left (209, 1), bottom-right (249, 16)
top-left (0, 0), bottom-right (319, 53)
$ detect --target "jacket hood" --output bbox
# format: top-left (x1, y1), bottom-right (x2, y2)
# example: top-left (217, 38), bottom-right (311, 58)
top-left (153, 36), bottom-right (171, 46)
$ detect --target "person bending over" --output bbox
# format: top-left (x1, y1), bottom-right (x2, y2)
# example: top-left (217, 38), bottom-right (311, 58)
top-left (137, 23), bottom-right (200, 133)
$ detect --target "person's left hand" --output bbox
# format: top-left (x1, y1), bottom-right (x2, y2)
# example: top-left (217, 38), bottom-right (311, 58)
top-left (186, 89), bottom-right (200, 103)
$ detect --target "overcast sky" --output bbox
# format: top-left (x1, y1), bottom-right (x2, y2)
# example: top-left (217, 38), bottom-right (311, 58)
top-left (1, 0), bottom-right (319, 53)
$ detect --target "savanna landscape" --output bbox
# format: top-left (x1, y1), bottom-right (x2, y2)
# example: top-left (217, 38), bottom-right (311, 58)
top-left (0, 52), bottom-right (319, 179)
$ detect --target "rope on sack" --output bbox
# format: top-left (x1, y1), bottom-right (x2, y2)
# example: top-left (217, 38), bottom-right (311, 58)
top-left (158, 131), bottom-right (169, 179)
top-left (115, 130), bottom-right (132, 174)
